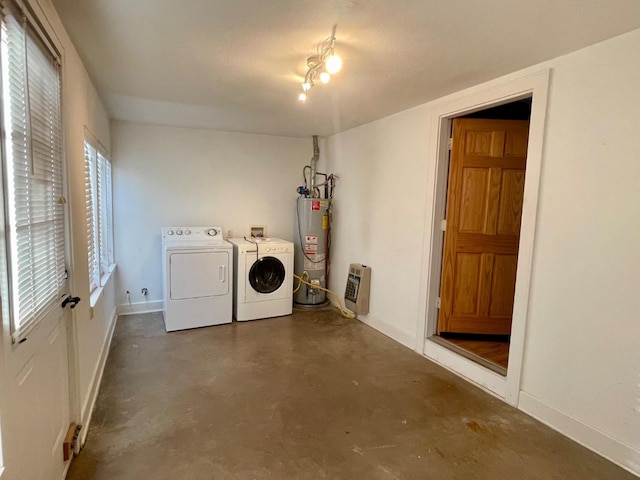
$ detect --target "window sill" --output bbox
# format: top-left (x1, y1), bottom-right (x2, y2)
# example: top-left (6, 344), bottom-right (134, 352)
top-left (89, 263), bottom-right (117, 309)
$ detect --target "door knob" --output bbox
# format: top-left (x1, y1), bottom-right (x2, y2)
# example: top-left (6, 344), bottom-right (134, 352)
top-left (61, 295), bottom-right (81, 309)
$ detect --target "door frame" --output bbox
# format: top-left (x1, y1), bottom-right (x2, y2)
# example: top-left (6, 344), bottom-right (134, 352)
top-left (417, 68), bottom-right (550, 405)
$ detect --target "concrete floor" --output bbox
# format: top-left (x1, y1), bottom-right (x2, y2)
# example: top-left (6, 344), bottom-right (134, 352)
top-left (67, 310), bottom-right (635, 480)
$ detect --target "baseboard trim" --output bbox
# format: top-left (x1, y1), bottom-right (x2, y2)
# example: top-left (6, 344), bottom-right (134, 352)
top-left (79, 306), bottom-right (117, 447)
top-left (357, 313), bottom-right (416, 350)
top-left (116, 300), bottom-right (163, 316)
top-left (518, 392), bottom-right (640, 477)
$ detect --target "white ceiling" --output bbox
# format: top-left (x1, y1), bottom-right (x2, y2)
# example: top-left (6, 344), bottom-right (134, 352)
top-left (51, 0), bottom-right (640, 138)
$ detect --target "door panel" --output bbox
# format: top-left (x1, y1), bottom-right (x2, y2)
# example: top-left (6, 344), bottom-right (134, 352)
top-left (452, 253), bottom-right (481, 315)
top-left (438, 118), bottom-right (529, 335)
top-left (484, 168), bottom-right (502, 234)
top-left (459, 168), bottom-right (489, 233)
top-left (3, 313), bottom-right (71, 480)
top-left (505, 130), bottom-right (529, 157)
top-left (497, 170), bottom-right (526, 234)
top-left (489, 254), bottom-right (518, 317)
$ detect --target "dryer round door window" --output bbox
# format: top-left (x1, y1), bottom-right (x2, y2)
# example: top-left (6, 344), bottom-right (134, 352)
top-left (249, 256), bottom-right (285, 294)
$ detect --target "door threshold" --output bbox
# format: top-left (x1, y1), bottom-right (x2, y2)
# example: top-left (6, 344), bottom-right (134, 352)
top-left (430, 335), bottom-right (507, 376)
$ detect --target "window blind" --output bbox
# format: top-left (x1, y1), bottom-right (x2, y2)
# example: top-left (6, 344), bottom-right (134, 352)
top-left (97, 151), bottom-right (113, 278)
top-left (1, 0), bottom-right (66, 342)
top-left (104, 158), bottom-right (114, 267)
top-left (84, 138), bottom-right (114, 292)
top-left (97, 151), bottom-right (106, 277)
top-left (84, 140), bottom-right (98, 292)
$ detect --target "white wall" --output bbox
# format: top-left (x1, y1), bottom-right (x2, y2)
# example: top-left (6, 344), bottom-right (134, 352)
top-left (112, 122), bottom-right (311, 309)
top-left (36, 0), bottom-right (116, 446)
top-left (323, 108), bottom-right (431, 346)
top-left (54, 13), bottom-right (116, 439)
top-left (518, 29), bottom-right (640, 471)
top-left (325, 30), bottom-right (640, 474)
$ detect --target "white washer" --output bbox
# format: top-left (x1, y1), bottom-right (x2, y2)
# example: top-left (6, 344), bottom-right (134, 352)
top-left (162, 226), bottom-right (232, 331)
top-left (228, 238), bottom-right (293, 321)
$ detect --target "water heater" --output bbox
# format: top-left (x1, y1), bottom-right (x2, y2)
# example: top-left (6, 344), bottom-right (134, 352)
top-left (294, 198), bottom-right (330, 305)
top-left (294, 136), bottom-right (335, 306)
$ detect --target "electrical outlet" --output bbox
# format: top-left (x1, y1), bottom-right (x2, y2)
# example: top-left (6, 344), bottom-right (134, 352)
top-left (141, 288), bottom-right (148, 295)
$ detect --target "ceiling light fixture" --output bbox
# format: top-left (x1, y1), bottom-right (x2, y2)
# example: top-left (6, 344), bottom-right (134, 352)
top-left (298, 25), bottom-right (342, 102)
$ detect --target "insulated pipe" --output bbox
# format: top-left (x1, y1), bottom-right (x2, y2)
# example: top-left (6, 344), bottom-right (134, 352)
top-left (310, 135), bottom-right (320, 197)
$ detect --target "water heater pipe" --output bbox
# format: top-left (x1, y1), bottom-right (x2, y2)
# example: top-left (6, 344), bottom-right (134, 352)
top-left (310, 135), bottom-right (320, 197)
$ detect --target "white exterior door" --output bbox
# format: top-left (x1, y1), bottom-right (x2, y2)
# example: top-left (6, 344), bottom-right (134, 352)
top-left (0, 1), bottom-right (74, 478)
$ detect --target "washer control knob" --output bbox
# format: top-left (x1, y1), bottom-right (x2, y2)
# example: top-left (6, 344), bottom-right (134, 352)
top-left (176, 230), bottom-right (183, 235)
top-left (185, 230), bottom-right (191, 235)
top-left (266, 247), bottom-right (271, 252)
top-left (167, 230), bottom-right (174, 236)
top-left (206, 228), bottom-right (218, 236)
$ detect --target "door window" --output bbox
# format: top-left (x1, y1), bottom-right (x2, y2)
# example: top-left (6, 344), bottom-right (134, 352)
top-left (1, 1), bottom-right (66, 343)
top-left (249, 257), bottom-right (285, 294)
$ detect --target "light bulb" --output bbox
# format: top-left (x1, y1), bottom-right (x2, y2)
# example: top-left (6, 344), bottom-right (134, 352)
top-left (319, 72), bottom-right (330, 84)
top-left (325, 54), bottom-right (342, 74)
top-left (298, 92), bottom-right (307, 102)
top-left (302, 81), bottom-right (311, 92)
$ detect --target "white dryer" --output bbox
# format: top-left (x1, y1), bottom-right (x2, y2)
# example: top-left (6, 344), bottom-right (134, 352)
top-left (162, 226), bottom-right (232, 331)
top-left (228, 238), bottom-right (293, 321)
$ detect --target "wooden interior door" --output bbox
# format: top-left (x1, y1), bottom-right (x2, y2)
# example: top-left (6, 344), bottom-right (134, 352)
top-left (438, 118), bottom-right (529, 335)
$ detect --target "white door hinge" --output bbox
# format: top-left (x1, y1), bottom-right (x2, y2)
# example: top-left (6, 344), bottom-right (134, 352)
top-left (436, 297), bottom-right (441, 309)
top-left (440, 219), bottom-right (446, 231)
top-left (447, 137), bottom-right (453, 150)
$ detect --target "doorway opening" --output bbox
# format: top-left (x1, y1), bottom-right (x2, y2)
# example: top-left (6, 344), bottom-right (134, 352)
top-left (419, 69), bottom-right (549, 403)
top-left (432, 99), bottom-right (532, 376)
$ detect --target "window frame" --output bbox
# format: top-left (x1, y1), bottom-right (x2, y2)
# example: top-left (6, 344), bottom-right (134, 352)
top-left (84, 133), bottom-right (114, 299)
